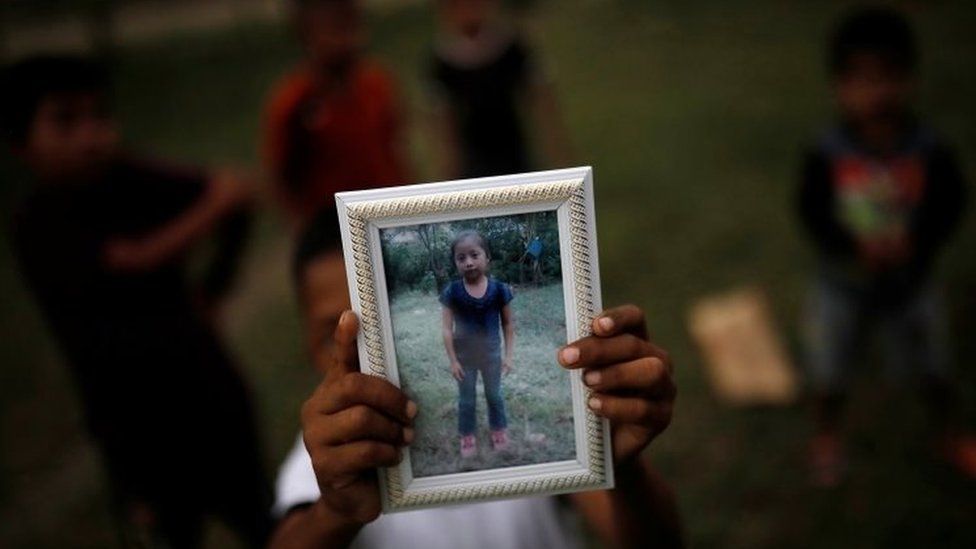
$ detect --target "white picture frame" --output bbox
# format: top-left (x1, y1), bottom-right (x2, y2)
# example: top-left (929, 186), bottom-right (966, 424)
top-left (336, 166), bottom-right (613, 513)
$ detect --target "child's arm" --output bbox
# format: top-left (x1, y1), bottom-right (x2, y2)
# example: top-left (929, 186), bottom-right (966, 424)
top-left (796, 150), bottom-right (856, 259)
top-left (526, 78), bottom-right (574, 169)
top-left (197, 205), bottom-right (252, 315)
top-left (914, 144), bottom-right (968, 258)
top-left (441, 306), bottom-right (464, 381)
top-left (103, 170), bottom-right (252, 272)
top-left (570, 457), bottom-right (683, 549)
top-left (429, 98), bottom-right (462, 180)
top-left (262, 75), bottom-right (314, 229)
top-left (501, 303), bottom-right (515, 375)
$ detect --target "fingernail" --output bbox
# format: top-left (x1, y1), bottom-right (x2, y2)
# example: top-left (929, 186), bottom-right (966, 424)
top-left (597, 316), bottom-right (614, 333)
top-left (560, 346), bottom-right (579, 365)
top-left (403, 427), bottom-right (415, 444)
top-left (406, 400), bottom-right (418, 419)
top-left (583, 370), bottom-right (601, 386)
top-left (588, 397), bottom-right (602, 410)
top-left (339, 310), bottom-right (351, 325)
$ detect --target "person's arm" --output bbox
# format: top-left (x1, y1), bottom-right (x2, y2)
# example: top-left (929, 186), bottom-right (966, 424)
top-left (269, 500), bottom-right (364, 549)
top-left (515, 39), bottom-right (573, 169)
top-left (429, 95), bottom-right (462, 180)
top-left (102, 170), bottom-right (251, 272)
top-left (796, 149), bottom-right (855, 260)
top-left (269, 311), bottom-right (416, 549)
top-left (380, 72), bottom-right (413, 185)
top-left (197, 201), bottom-right (252, 313)
top-left (913, 144), bottom-right (968, 258)
top-left (442, 306), bottom-right (464, 381)
top-left (425, 56), bottom-right (462, 180)
top-left (501, 303), bottom-right (515, 375)
top-left (262, 74), bottom-right (317, 229)
top-left (570, 458), bottom-right (682, 549)
top-left (526, 77), bottom-right (574, 169)
top-left (559, 305), bottom-right (684, 548)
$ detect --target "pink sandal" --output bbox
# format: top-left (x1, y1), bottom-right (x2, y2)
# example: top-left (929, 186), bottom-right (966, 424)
top-left (491, 429), bottom-right (510, 451)
top-left (460, 435), bottom-right (477, 458)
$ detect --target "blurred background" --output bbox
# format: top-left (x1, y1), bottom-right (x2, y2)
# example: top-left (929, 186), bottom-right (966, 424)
top-left (1, 0), bottom-right (974, 547)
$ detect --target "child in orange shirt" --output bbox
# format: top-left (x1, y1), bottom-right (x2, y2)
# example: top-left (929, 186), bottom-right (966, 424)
top-left (264, 0), bottom-right (409, 229)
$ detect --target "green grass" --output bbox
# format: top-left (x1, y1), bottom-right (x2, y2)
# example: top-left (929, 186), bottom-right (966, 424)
top-left (391, 284), bottom-right (575, 477)
top-left (2, 1), bottom-right (976, 547)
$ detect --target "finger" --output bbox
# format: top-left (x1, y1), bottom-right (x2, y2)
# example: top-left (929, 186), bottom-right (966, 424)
top-left (582, 357), bottom-right (674, 397)
top-left (315, 405), bottom-right (413, 447)
top-left (591, 304), bottom-right (648, 339)
top-left (314, 441), bottom-right (402, 480)
top-left (587, 393), bottom-right (673, 425)
top-left (302, 374), bottom-right (338, 419)
top-left (557, 333), bottom-right (654, 370)
top-left (319, 372), bottom-right (417, 424)
top-left (331, 310), bottom-right (360, 376)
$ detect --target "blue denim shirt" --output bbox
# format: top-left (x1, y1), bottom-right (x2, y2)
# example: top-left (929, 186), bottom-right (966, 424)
top-left (439, 278), bottom-right (513, 363)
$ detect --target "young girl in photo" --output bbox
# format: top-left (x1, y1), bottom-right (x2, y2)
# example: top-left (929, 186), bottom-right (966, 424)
top-left (440, 230), bottom-right (515, 458)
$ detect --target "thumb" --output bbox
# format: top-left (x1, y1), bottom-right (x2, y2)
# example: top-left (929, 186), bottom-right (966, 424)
top-left (330, 310), bottom-right (360, 375)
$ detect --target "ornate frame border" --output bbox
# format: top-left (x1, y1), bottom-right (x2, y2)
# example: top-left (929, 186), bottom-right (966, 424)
top-left (336, 167), bottom-right (612, 512)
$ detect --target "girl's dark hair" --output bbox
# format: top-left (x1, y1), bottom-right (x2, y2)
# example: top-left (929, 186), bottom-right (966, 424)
top-left (450, 230), bottom-right (490, 260)
top-left (829, 7), bottom-right (916, 75)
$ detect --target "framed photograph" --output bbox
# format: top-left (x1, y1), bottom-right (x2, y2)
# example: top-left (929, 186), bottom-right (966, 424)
top-left (336, 166), bottom-right (612, 512)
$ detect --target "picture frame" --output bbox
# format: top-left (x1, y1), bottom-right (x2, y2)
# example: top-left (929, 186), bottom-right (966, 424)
top-left (336, 166), bottom-right (613, 513)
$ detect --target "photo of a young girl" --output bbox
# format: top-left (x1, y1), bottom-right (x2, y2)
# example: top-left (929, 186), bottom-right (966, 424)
top-left (440, 230), bottom-right (515, 458)
top-left (380, 211), bottom-right (574, 476)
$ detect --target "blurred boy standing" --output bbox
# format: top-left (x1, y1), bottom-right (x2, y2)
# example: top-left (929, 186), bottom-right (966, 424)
top-left (2, 56), bottom-right (272, 547)
top-left (798, 8), bottom-right (973, 486)
top-left (263, 0), bottom-right (409, 230)
top-left (428, 0), bottom-right (572, 179)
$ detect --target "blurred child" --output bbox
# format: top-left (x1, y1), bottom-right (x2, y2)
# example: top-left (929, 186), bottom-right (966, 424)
top-left (264, 0), bottom-right (409, 229)
top-left (440, 230), bottom-right (515, 457)
top-left (797, 7), bottom-right (972, 486)
top-left (429, 0), bottom-right (572, 179)
top-left (2, 55), bottom-right (272, 546)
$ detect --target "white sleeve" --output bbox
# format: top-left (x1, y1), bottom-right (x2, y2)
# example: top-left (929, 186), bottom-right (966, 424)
top-left (272, 432), bottom-right (322, 518)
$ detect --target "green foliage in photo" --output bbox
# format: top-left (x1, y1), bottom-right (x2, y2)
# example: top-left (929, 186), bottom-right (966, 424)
top-left (381, 211), bottom-right (561, 298)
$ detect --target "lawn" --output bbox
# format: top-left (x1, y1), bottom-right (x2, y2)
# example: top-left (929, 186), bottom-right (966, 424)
top-left (390, 284), bottom-right (575, 477)
top-left (2, 1), bottom-right (976, 547)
